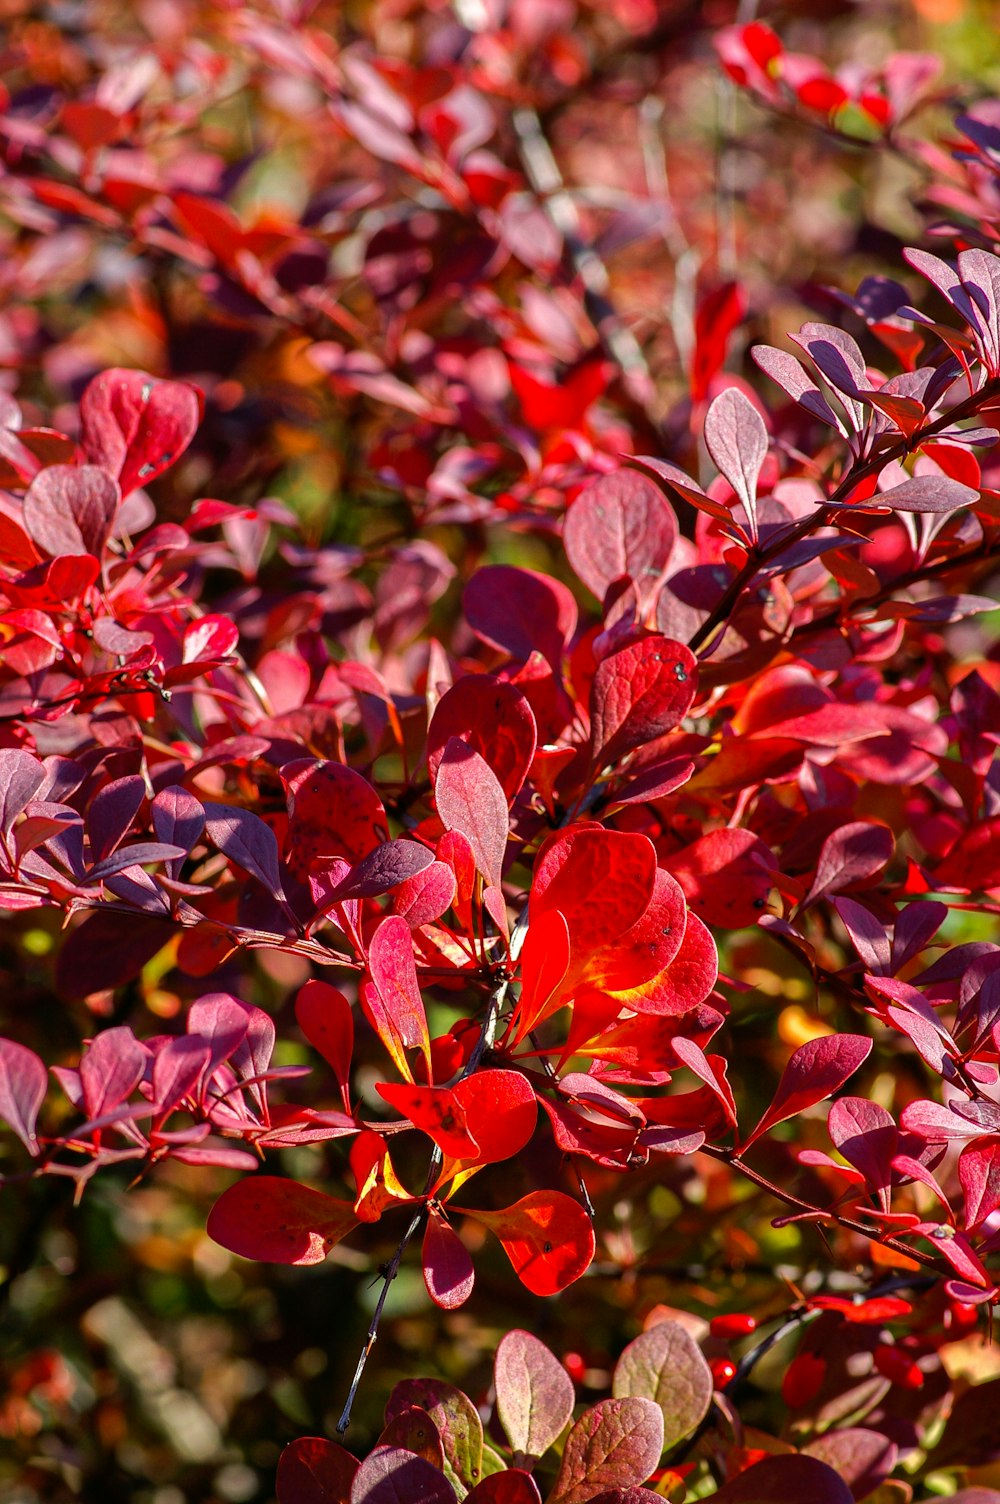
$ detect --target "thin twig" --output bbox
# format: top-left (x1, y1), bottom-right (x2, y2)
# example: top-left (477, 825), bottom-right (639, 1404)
top-left (511, 106), bottom-right (656, 412)
top-left (699, 1144), bottom-right (948, 1276)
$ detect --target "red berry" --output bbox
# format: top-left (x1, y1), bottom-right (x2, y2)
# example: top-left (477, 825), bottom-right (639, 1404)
top-left (873, 1345), bottom-right (924, 1389)
top-left (710, 1358), bottom-right (737, 1388)
top-left (949, 1301), bottom-right (979, 1331)
top-left (710, 1313), bottom-right (758, 1340)
top-left (781, 1351), bottom-right (826, 1409)
top-left (562, 1352), bottom-right (586, 1384)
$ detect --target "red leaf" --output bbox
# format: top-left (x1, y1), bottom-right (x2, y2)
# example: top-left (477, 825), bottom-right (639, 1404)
top-left (207, 1177), bottom-right (358, 1265)
top-left (462, 1191), bottom-right (595, 1296)
top-left (935, 817), bottom-right (1000, 891)
top-left (295, 981), bottom-right (354, 1104)
top-left (512, 908), bottom-right (572, 1043)
top-left (465, 1474), bottom-right (541, 1503)
top-left (532, 827), bottom-right (657, 953)
top-left (376, 1081), bottom-right (479, 1158)
top-left (366, 915), bottom-right (431, 1082)
top-left (22, 464), bottom-right (119, 558)
top-left (666, 828), bottom-right (777, 928)
top-left (450, 1068), bottom-right (537, 1165)
top-left (182, 615), bottom-right (239, 663)
top-left (691, 280), bottom-right (747, 403)
top-left (960, 1141), bottom-right (1000, 1230)
top-left (393, 861), bottom-right (457, 928)
top-left (435, 739), bottom-right (508, 888)
top-left (744, 1035), bottom-right (872, 1148)
top-left (276, 1437), bottom-right (359, 1504)
top-left (422, 1210), bottom-right (475, 1309)
top-left (427, 676), bottom-right (537, 805)
top-left (79, 368), bottom-right (202, 496)
top-left (590, 637), bottom-right (697, 769)
top-left (563, 471), bottom-right (677, 612)
top-left (282, 760), bottom-right (388, 883)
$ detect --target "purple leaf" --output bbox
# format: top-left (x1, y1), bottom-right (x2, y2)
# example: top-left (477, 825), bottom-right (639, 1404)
top-left (874, 474), bottom-right (979, 513)
top-left (463, 564), bottom-right (577, 668)
top-left (0, 1037), bottom-right (48, 1154)
top-left (745, 1035), bottom-right (872, 1148)
top-left (86, 842), bottom-right (186, 883)
top-left (0, 749), bottom-right (45, 843)
top-left (435, 739), bottom-right (508, 889)
top-left (326, 839), bottom-right (434, 901)
top-left (494, 1328), bottom-right (575, 1461)
top-left (833, 898), bottom-right (892, 975)
top-left (828, 1097), bottom-right (897, 1209)
top-left (203, 802), bottom-right (286, 900)
top-left (712, 1455), bottom-right (854, 1504)
top-left (151, 785), bottom-right (205, 876)
top-left (611, 1320), bottom-right (713, 1449)
top-left (349, 1447), bottom-right (456, 1504)
top-left (87, 775), bottom-right (146, 864)
top-left (752, 344), bottom-right (847, 433)
top-left (22, 464), bottom-right (120, 558)
top-left (802, 822), bottom-right (893, 908)
top-left (548, 1397), bottom-right (664, 1504)
top-left (703, 387), bottom-right (768, 542)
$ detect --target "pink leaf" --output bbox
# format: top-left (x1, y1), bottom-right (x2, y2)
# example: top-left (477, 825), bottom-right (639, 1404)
top-left (79, 368), bottom-right (202, 496)
top-left (23, 464), bottom-right (119, 558)
top-left (563, 470), bottom-right (677, 611)
top-left (435, 739), bottom-right (508, 888)
top-left (0, 1037), bottom-right (48, 1154)
top-left (494, 1328), bottom-right (575, 1461)
top-left (703, 387), bottom-right (768, 542)
top-left (422, 1211), bottom-right (475, 1309)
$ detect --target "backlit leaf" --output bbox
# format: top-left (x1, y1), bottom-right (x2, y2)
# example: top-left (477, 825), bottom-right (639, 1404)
top-left (463, 1191), bottom-right (595, 1296)
top-left (207, 1177), bottom-right (358, 1265)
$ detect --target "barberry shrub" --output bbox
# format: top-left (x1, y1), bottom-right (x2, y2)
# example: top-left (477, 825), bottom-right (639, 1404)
top-left (4, 2), bottom-right (1000, 1500)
